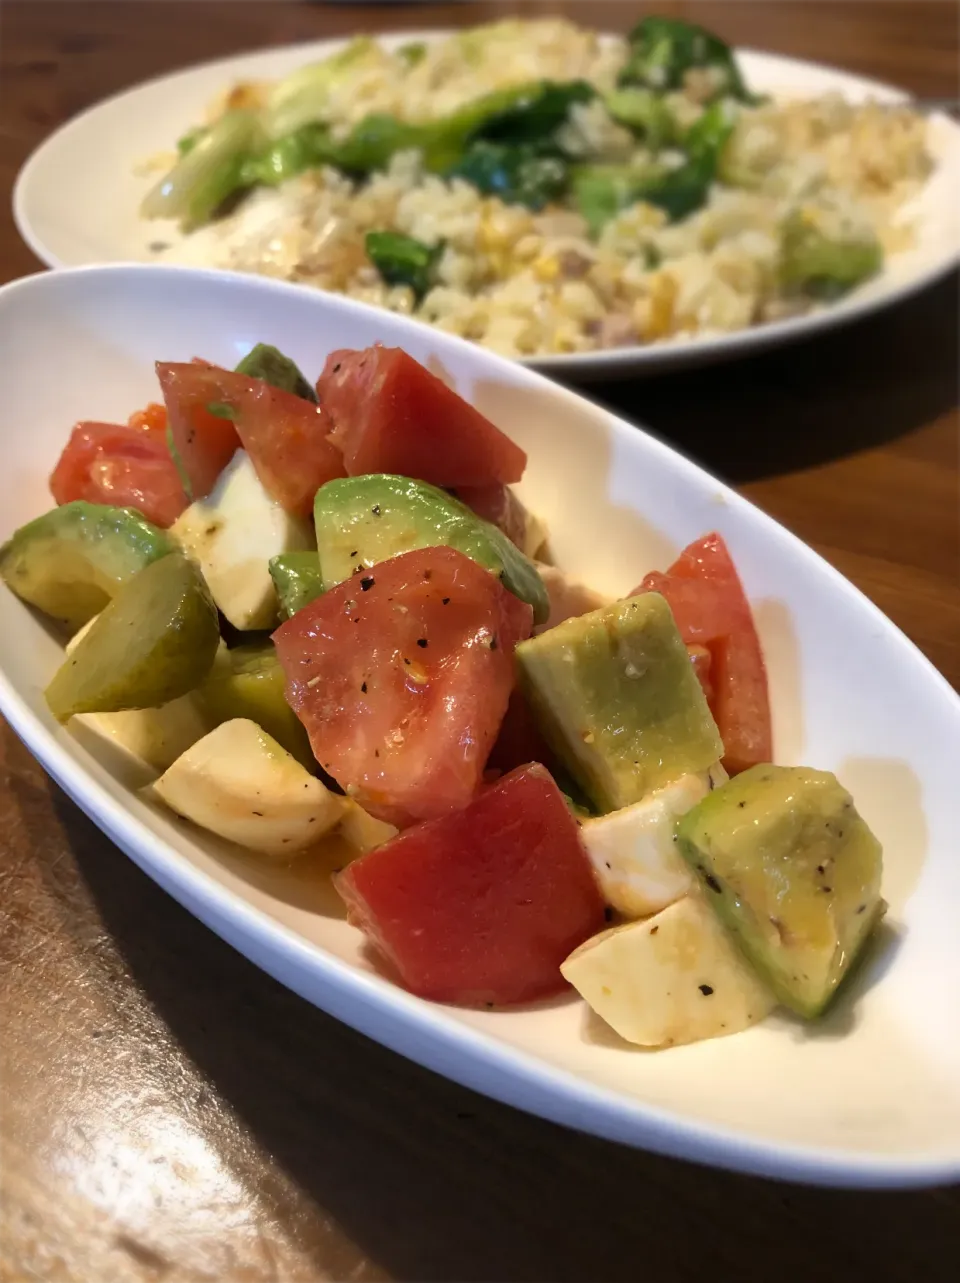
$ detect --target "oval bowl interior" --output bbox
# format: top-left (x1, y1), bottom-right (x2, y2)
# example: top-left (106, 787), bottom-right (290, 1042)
top-left (0, 263), bottom-right (959, 1187)
top-left (12, 34), bottom-right (960, 381)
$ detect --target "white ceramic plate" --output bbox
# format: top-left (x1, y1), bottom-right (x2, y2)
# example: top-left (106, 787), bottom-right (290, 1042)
top-left (12, 33), bottom-right (960, 380)
top-left (1, 263), bottom-right (959, 1187)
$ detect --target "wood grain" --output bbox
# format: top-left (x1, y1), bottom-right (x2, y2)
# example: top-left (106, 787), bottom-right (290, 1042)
top-left (0, 4), bottom-right (958, 1280)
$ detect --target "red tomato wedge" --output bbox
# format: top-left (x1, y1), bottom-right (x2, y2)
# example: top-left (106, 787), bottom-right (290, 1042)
top-left (336, 763), bottom-right (605, 1005)
top-left (635, 533), bottom-right (772, 774)
top-left (157, 363), bottom-right (344, 513)
top-left (157, 363), bottom-right (241, 500)
top-left (453, 483), bottom-right (531, 551)
top-left (273, 546), bottom-right (533, 828)
top-left (126, 402), bottom-right (168, 435)
top-left (486, 687), bottom-right (557, 776)
top-left (316, 346), bottom-right (527, 488)
top-left (49, 422), bottom-right (188, 528)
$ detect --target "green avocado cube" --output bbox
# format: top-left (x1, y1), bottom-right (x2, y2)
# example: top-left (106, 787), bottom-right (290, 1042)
top-left (676, 764), bottom-right (884, 1018)
top-left (515, 592), bottom-right (723, 812)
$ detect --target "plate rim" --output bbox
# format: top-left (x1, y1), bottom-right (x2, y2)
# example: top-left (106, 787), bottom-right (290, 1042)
top-left (1, 261), bottom-right (959, 1189)
top-left (12, 30), bottom-right (960, 379)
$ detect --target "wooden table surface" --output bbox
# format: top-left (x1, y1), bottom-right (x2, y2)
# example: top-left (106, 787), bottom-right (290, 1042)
top-left (1, 3), bottom-right (958, 1280)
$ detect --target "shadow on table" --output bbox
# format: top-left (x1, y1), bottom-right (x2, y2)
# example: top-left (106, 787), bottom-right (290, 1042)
top-left (54, 790), bottom-right (959, 1283)
top-left (572, 270), bottom-right (959, 486)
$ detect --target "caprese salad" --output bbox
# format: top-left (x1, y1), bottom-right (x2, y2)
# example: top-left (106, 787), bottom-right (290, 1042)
top-left (0, 341), bottom-right (884, 1047)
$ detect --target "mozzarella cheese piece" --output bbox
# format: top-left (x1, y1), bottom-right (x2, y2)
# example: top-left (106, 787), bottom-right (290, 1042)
top-left (337, 800), bottom-right (399, 854)
top-left (171, 450), bottom-right (313, 630)
top-left (561, 895), bottom-right (776, 1048)
top-left (580, 767), bottom-right (727, 918)
top-left (65, 613), bottom-right (208, 774)
top-left (153, 718), bottom-right (344, 856)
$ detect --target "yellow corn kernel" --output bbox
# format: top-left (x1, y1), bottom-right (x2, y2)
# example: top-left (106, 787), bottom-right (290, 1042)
top-left (532, 255), bottom-right (560, 282)
top-left (635, 272), bottom-right (678, 340)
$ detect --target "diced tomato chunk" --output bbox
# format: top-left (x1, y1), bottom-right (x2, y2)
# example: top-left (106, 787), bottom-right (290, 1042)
top-left (157, 363), bottom-right (241, 500)
top-left (50, 421), bottom-right (188, 528)
top-left (336, 763), bottom-right (605, 1005)
top-left (686, 644), bottom-right (714, 705)
top-left (127, 402), bottom-right (168, 435)
top-left (157, 363), bottom-right (343, 513)
top-left (316, 346), bottom-right (527, 488)
top-left (273, 546), bottom-right (533, 827)
top-left (635, 533), bottom-right (772, 774)
top-left (453, 483), bottom-right (530, 550)
top-left (486, 687), bottom-right (557, 775)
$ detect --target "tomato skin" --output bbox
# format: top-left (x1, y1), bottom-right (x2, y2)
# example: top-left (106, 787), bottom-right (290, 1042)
top-left (317, 347), bottom-right (527, 488)
top-left (636, 533), bottom-right (772, 774)
top-left (453, 483), bottom-right (530, 550)
top-left (158, 363), bottom-right (344, 513)
top-left (273, 546), bottom-right (533, 828)
top-left (127, 402), bottom-right (168, 434)
top-left (157, 363), bottom-right (241, 499)
top-left (686, 644), bottom-right (714, 705)
top-left (336, 763), bottom-right (606, 1005)
top-left (486, 686), bottom-right (557, 775)
top-left (50, 421), bottom-right (188, 528)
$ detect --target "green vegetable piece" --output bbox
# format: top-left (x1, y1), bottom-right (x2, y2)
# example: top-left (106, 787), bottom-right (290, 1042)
top-left (176, 126), bottom-right (207, 157)
top-left (573, 101), bottom-right (736, 232)
top-left (477, 79), bottom-right (596, 147)
top-left (238, 123), bottom-right (334, 188)
top-left (780, 210), bottom-right (883, 300)
top-left (365, 231), bottom-right (443, 300)
top-left (676, 765), bottom-right (885, 1018)
top-left (619, 15), bottom-right (752, 103)
top-left (264, 37), bottom-right (382, 139)
top-left (199, 642), bottom-right (314, 768)
top-left (0, 502), bottom-right (173, 633)
top-left (397, 41), bottom-right (427, 68)
top-left (313, 474), bottom-right (549, 624)
top-left (235, 343), bottom-right (317, 401)
top-left (447, 141), bottom-right (568, 211)
top-left (330, 113), bottom-right (423, 174)
top-left (45, 553), bottom-right (220, 722)
top-left (604, 88), bottom-right (678, 148)
top-left (269, 551), bottom-right (325, 619)
top-left (141, 109), bottom-right (261, 229)
top-left (515, 592), bottom-right (724, 812)
top-left (572, 164), bottom-right (648, 237)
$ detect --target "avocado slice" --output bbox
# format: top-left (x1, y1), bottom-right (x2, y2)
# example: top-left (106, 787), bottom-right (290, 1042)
top-left (0, 502), bottom-right (173, 633)
top-left (515, 592), bottom-right (723, 812)
top-left (269, 551), bottom-right (324, 619)
top-left (45, 552), bottom-right (220, 722)
top-left (676, 764), bottom-right (884, 1018)
top-left (199, 642), bottom-right (315, 769)
top-left (234, 343), bottom-right (318, 402)
top-left (313, 474), bottom-right (549, 624)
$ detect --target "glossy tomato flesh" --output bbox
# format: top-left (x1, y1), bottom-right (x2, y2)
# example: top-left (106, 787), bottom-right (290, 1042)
top-left (453, 482), bottom-right (531, 551)
top-left (157, 363), bottom-right (343, 513)
top-left (636, 532), bottom-right (772, 774)
top-left (273, 545), bottom-right (533, 828)
top-left (50, 421), bottom-right (188, 528)
top-left (316, 346), bottom-right (527, 488)
top-left (156, 363), bottom-right (241, 500)
top-left (336, 763), bottom-right (605, 1005)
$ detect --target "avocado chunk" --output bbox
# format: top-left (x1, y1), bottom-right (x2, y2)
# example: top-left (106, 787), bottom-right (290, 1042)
top-left (234, 343), bottom-right (317, 402)
top-left (199, 642), bottom-right (314, 769)
top-left (45, 552), bottom-right (220, 722)
top-left (269, 551), bottom-right (324, 619)
top-left (516, 592), bottom-right (723, 812)
top-left (676, 764), bottom-right (884, 1018)
top-left (0, 502), bottom-right (173, 633)
top-left (313, 474), bottom-right (549, 624)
